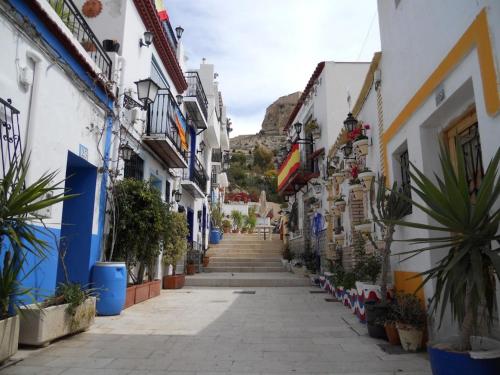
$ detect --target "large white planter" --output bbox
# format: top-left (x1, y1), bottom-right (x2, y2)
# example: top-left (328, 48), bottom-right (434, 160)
top-left (397, 324), bottom-right (423, 352)
top-left (354, 138), bottom-right (369, 156)
top-left (349, 184), bottom-right (364, 200)
top-left (19, 297), bottom-right (96, 347)
top-left (359, 171), bottom-right (375, 190)
top-left (0, 315), bottom-right (19, 364)
top-left (355, 222), bottom-right (373, 234)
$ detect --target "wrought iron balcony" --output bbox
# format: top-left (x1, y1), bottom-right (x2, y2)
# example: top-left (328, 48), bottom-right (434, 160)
top-left (181, 156), bottom-right (208, 198)
top-left (212, 149), bottom-right (223, 163)
top-left (0, 98), bottom-right (22, 178)
top-left (184, 72), bottom-right (208, 130)
top-left (144, 89), bottom-right (188, 168)
top-left (47, 0), bottom-right (112, 79)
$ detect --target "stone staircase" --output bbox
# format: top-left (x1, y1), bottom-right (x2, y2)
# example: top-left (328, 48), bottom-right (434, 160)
top-left (185, 233), bottom-right (310, 287)
top-left (204, 233), bottom-right (284, 273)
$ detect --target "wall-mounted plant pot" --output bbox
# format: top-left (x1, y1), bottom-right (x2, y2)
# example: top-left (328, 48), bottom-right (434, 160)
top-left (355, 223), bottom-right (372, 234)
top-left (354, 138), bottom-right (369, 156)
top-left (102, 39), bottom-right (120, 53)
top-left (82, 0), bottom-right (103, 18)
top-left (186, 264), bottom-right (196, 275)
top-left (359, 171), bottom-right (375, 190)
top-left (163, 274), bottom-right (185, 289)
top-left (19, 298), bottom-right (95, 347)
top-left (0, 315), bottom-right (19, 363)
top-left (81, 40), bottom-right (97, 52)
top-left (333, 172), bottom-right (345, 185)
top-left (397, 324), bottom-right (423, 352)
top-left (349, 184), bottom-right (364, 200)
top-left (334, 200), bottom-right (346, 212)
top-left (333, 234), bottom-right (345, 247)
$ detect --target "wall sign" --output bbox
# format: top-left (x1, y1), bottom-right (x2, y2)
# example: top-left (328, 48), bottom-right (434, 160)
top-left (79, 144), bottom-right (88, 161)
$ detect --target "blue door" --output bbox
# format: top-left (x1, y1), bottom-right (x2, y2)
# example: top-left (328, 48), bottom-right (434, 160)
top-left (187, 208), bottom-right (194, 242)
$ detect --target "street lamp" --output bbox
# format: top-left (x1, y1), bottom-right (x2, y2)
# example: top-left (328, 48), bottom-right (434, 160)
top-left (293, 122), bottom-right (302, 136)
top-left (197, 140), bottom-right (206, 154)
top-left (120, 143), bottom-right (133, 161)
top-left (175, 26), bottom-right (184, 39)
top-left (134, 78), bottom-right (160, 109)
top-left (172, 189), bottom-right (182, 203)
top-left (342, 141), bottom-right (353, 158)
top-left (139, 31), bottom-right (153, 48)
top-left (343, 112), bottom-right (358, 133)
top-left (176, 94), bottom-right (183, 106)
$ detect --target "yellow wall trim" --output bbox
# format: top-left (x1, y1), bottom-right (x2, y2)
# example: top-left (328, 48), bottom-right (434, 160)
top-left (381, 8), bottom-right (499, 179)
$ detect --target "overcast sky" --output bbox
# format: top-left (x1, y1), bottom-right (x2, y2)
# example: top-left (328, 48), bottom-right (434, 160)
top-left (167, 0), bottom-right (381, 137)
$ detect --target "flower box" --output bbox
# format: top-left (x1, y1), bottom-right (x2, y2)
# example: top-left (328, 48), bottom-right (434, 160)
top-left (359, 171), bottom-right (375, 190)
top-left (355, 222), bottom-right (373, 234)
top-left (349, 184), bottom-right (364, 200)
top-left (19, 297), bottom-right (95, 347)
top-left (149, 279), bottom-right (161, 298)
top-left (0, 315), bottom-right (19, 363)
top-left (125, 284), bottom-right (136, 309)
top-left (354, 138), bottom-right (369, 156)
top-left (163, 274), bottom-right (185, 289)
top-left (135, 283), bottom-right (150, 304)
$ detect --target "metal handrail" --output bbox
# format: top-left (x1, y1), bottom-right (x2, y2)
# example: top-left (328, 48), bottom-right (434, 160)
top-left (146, 88), bottom-right (188, 161)
top-left (47, 0), bottom-right (112, 79)
top-left (185, 71), bottom-right (208, 120)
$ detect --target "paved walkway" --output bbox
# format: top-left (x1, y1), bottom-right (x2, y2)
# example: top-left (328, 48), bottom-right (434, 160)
top-left (3, 287), bottom-right (431, 375)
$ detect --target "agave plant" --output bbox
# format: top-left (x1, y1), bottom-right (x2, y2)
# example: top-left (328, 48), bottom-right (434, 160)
top-left (393, 144), bottom-right (499, 351)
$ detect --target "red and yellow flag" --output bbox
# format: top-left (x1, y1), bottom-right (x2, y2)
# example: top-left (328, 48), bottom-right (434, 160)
top-left (278, 143), bottom-right (300, 191)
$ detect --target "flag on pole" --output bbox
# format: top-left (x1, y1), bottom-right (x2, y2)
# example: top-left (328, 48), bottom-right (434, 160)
top-left (155, 0), bottom-right (168, 21)
top-left (175, 108), bottom-right (188, 151)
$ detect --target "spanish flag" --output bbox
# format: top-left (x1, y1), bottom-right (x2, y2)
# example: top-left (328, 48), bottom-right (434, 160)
top-left (175, 108), bottom-right (188, 151)
top-left (278, 143), bottom-right (300, 191)
top-left (155, 0), bottom-right (168, 21)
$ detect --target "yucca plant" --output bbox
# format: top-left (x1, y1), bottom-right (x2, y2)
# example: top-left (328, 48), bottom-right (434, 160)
top-left (369, 175), bottom-right (413, 303)
top-left (393, 144), bottom-right (499, 351)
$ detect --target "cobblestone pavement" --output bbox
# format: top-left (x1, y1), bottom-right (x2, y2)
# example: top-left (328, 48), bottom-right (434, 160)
top-left (2, 287), bottom-right (431, 375)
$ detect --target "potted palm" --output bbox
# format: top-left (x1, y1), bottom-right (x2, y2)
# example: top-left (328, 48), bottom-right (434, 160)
top-left (393, 145), bottom-right (500, 373)
top-left (222, 219), bottom-right (232, 233)
top-left (230, 210), bottom-right (243, 233)
top-left (1, 157), bottom-right (71, 361)
top-left (162, 211), bottom-right (189, 289)
top-left (394, 293), bottom-right (426, 352)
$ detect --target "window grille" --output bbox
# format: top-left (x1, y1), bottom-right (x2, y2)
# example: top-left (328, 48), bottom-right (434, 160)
top-left (123, 153), bottom-right (144, 180)
top-left (457, 123), bottom-right (484, 199)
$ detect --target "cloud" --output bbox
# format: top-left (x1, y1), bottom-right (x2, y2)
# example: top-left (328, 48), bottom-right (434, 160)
top-left (166, 0), bottom-right (380, 136)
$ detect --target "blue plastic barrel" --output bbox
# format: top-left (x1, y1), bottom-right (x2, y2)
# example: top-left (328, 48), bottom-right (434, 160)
top-left (92, 262), bottom-right (126, 316)
top-left (210, 229), bottom-right (221, 244)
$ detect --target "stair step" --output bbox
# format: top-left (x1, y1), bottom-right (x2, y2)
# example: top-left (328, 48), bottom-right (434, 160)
top-left (209, 262), bottom-right (283, 267)
top-left (185, 273), bottom-right (310, 287)
top-left (204, 266), bottom-right (286, 273)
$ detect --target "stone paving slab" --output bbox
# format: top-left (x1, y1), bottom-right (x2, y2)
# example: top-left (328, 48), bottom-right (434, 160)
top-left (3, 287), bottom-right (431, 374)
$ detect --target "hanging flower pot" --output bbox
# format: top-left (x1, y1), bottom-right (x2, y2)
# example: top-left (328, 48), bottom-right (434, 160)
top-left (354, 222), bottom-right (372, 234)
top-left (333, 233), bottom-right (345, 246)
top-left (81, 39), bottom-right (97, 52)
top-left (332, 172), bottom-right (345, 185)
top-left (349, 183), bottom-right (364, 200)
top-left (359, 170), bottom-right (375, 190)
top-left (82, 0), bottom-right (103, 18)
top-left (354, 137), bottom-right (369, 156)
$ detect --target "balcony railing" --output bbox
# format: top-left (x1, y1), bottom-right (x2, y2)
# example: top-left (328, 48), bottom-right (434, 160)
top-left (161, 19), bottom-right (178, 55)
top-left (185, 72), bottom-right (208, 120)
top-left (212, 149), bottom-right (222, 163)
top-left (0, 98), bottom-right (23, 178)
top-left (183, 156), bottom-right (208, 193)
top-left (47, 0), bottom-right (112, 79)
top-left (147, 89), bottom-right (188, 162)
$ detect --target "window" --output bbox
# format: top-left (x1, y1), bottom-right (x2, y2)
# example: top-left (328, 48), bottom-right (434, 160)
top-left (123, 153), bottom-right (144, 180)
top-left (399, 149), bottom-right (412, 215)
top-left (445, 109), bottom-right (484, 200)
top-left (165, 180), bottom-right (171, 203)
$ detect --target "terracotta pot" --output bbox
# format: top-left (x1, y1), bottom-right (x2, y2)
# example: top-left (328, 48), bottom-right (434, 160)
top-left (384, 322), bottom-right (401, 345)
top-left (203, 256), bottom-right (209, 267)
top-left (186, 264), bottom-right (195, 275)
top-left (163, 274), bottom-right (185, 289)
top-left (397, 324), bottom-right (423, 352)
top-left (124, 285), bottom-right (136, 309)
top-left (81, 40), bottom-right (97, 52)
top-left (231, 229), bottom-right (239, 233)
top-left (223, 227), bottom-right (231, 233)
top-left (134, 282), bottom-right (150, 304)
top-left (149, 279), bottom-right (161, 298)
top-left (82, 0), bottom-right (103, 18)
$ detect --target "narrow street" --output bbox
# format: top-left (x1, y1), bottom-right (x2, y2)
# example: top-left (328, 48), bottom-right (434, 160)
top-left (4, 287), bottom-right (430, 375)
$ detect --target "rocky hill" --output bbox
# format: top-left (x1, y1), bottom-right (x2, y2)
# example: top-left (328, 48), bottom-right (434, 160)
top-left (230, 92), bottom-right (300, 154)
